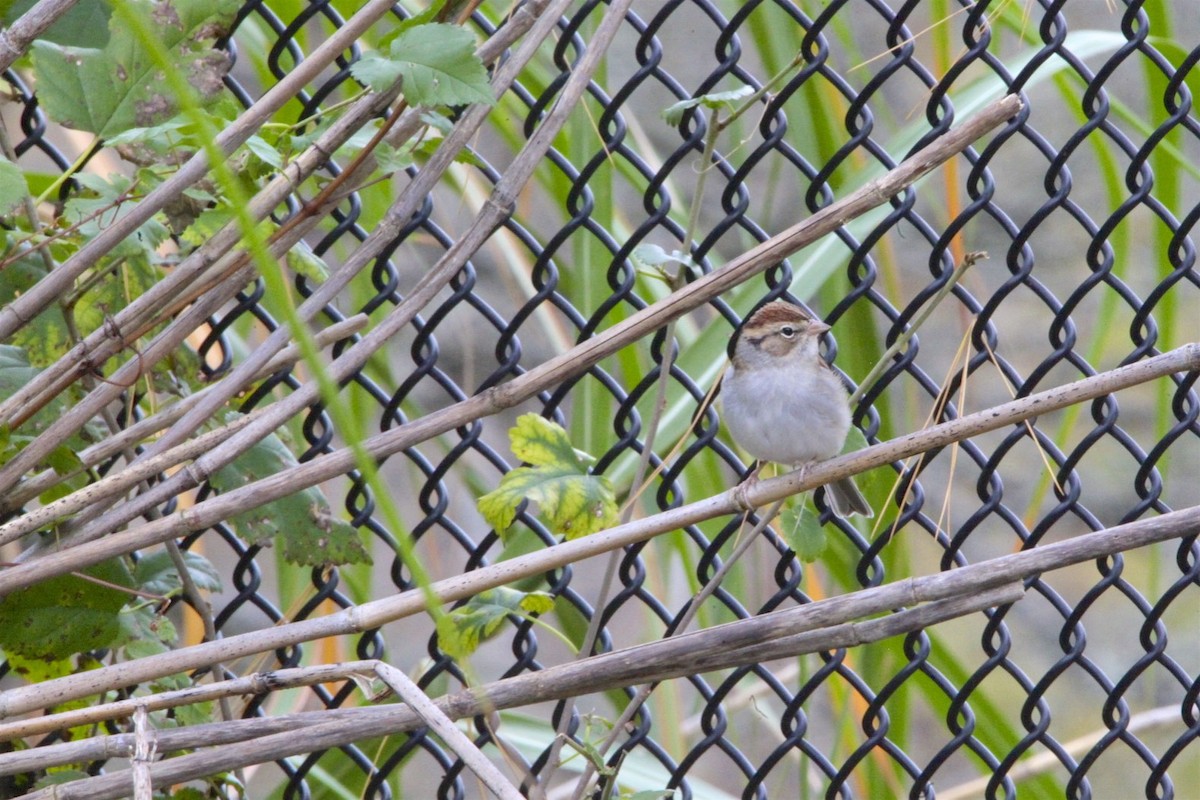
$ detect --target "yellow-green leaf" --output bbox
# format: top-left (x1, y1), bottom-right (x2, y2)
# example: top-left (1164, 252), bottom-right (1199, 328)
top-left (508, 413), bottom-right (591, 469)
top-left (478, 414), bottom-right (617, 539)
top-left (478, 463), bottom-right (616, 540)
top-left (437, 588), bottom-right (554, 659)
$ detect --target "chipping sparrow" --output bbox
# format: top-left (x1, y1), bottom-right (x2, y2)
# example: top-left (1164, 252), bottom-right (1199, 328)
top-left (721, 300), bottom-right (872, 518)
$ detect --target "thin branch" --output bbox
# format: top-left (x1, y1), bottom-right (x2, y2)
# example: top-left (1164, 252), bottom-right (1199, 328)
top-left (0, 662), bottom-right (381, 747)
top-left (0, 343), bottom-right (1193, 718)
top-left (0, 0), bottom-right (79, 72)
top-left (374, 662), bottom-right (525, 800)
top-left (850, 250), bottom-right (987, 405)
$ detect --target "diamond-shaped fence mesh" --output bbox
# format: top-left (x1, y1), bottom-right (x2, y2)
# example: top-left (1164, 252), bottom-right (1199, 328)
top-left (1, 1), bottom-right (1197, 799)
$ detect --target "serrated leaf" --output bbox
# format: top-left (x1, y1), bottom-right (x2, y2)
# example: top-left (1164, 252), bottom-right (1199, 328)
top-left (116, 605), bottom-right (178, 662)
top-left (45, 443), bottom-right (85, 475)
top-left (350, 23), bottom-right (494, 107)
top-left (37, 444), bottom-right (89, 505)
top-left (662, 85), bottom-right (755, 125)
top-left (179, 205), bottom-right (232, 247)
top-left (0, 344), bottom-right (99, 448)
top-left (437, 587), bottom-right (554, 659)
top-left (31, 0), bottom-right (239, 138)
top-left (134, 550), bottom-right (222, 595)
top-left (0, 559), bottom-right (134, 659)
top-left (781, 499), bottom-right (827, 563)
top-left (210, 432), bottom-right (371, 567)
top-left (478, 415), bottom-right (617, 539)
top-left (0, 343), bottom-right (39, 397)
top-left (0, 250), bottom-right (70, 369)
top-left (508, 413), bottom-right (591, 469)
top-left (478, 464), bottom-right (617, 539)
top-left (104, 115), bottom-right (191, 146)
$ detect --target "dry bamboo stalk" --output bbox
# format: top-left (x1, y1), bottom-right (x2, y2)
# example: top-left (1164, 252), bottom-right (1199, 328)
top-left (131, 705), bottom-right (154, 800)
top-left (0, 345), bottom-right (1193, 720)
top-left (0, 584), bottom-right (1046, 800)
top-left (0, 663), bottom-right (382, 765)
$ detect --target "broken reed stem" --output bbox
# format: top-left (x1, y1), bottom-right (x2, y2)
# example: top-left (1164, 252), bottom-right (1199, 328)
top-left (373, 662), bottom-right (525, 800)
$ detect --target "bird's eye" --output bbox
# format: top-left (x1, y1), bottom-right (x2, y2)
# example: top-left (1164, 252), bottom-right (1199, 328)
top-left (780, 325), bottom-right (796, 338)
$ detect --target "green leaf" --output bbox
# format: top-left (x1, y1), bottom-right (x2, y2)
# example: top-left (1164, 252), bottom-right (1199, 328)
top-left (44, 443), bottom-right (85, 476)
top-left (842, 426), bottom-right (868, 454)
top-left (63, 173), bottom-right (170, 259)
top-left (631, 243), bottom-right (696, 283)
top-left (210, 432), bottom-right (372, 567)
top-left (350, 23), bottom-right (494, 107)
top-left (662, 85), bottom-right (755, 125)
top-left (244, 134), bottom-right (283, 169)
top-left (117, 606), bottom-right (177, 659)
top-left (31, 0), bottom-right (240, 138)
top-left (780, 498), bottom-right (827, 563)
top-left (34, 770), bottom-right (90, 790)
top-left (0, 559), bottom-right (134, 660)
top-left (286, 240), bottom-right (330, 283)
top-left (0, 345), bottom-right (91, 443)
top-left (179, 205), bottom-right (233, 247)
top-left (437, 587), bottom-right (554, 658)
top-left (37, 444), bottom-right (89, 505)
top-left (134, 550), bottom-right (223, 595)
top-left (0, 156), bottom-right (27, 216)
top-left (0, 343), bottom-right (39, 397)
top-left (478, 414), bottom-right (617, 539)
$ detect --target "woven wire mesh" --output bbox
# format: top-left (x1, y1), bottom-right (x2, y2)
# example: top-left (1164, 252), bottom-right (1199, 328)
top-left (3, 0), bottom-right (1199, 798)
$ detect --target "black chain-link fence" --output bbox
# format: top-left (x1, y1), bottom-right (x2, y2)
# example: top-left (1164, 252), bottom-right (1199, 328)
top-left (4, 0), bottom-right (1199, 798)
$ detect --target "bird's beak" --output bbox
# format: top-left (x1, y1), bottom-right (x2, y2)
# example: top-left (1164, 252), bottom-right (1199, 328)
top-left (809, 320), bottom-right (831, 336)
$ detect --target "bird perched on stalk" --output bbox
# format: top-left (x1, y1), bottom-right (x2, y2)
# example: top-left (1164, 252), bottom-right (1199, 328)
top-left (721, 300), bottom-right (872, 518)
